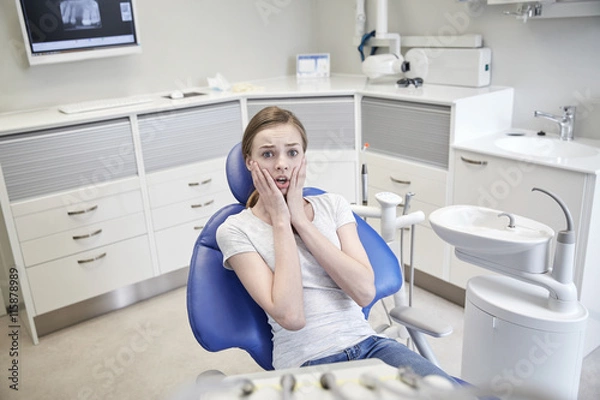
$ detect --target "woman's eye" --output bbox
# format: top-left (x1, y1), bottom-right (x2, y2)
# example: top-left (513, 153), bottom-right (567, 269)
top-left (289, 149), bottom-right (299, 157)
top-left (262, 151), bottom-right (273, 158)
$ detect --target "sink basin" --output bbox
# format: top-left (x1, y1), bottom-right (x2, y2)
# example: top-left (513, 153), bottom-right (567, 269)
top-left (429, 205), bottom-right (554, 254)
top-left (494, 136), bottom-right (599, 159)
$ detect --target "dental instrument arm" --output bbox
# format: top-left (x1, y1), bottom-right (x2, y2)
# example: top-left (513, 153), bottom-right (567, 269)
top-left (351, 192), bottom-right (452, 367)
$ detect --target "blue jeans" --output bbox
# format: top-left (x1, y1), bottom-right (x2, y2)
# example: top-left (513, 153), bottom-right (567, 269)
top-left (300, 335), bottom-right (456, 383)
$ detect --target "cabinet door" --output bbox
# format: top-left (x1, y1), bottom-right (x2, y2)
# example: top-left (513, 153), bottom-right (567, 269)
top-left (361, 97), bottom-right (451, 169)
top-left (451, 150), bottom-right (586, 288)
top-left (0, 119), bottom-right (137, 202)
top-left (138, 101), bottom-right (242, 173)
top-left (248, 97), bottom-right (357, 202)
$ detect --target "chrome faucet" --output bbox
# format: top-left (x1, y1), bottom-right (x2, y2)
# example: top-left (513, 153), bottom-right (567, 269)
top-left (534, 105), bottom-right (576, 141)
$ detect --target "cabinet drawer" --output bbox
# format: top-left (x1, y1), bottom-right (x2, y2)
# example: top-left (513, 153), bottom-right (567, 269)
top-left (155, 218), bottom-right (208, 274)
top-left (9, 177), bottom-right (140, 217)
top-left (151, 190), bottom-right (234, 231)
top-left (366, 152), bottom-right (447, 206)
top-left (147, 162), bottom-right (228, 209)
top-left (20, 212), bottom-right (147, 267)
top-left (27, 235), bottom-right (154, 315)
top-left (14, 190), bottom-right (144, 242)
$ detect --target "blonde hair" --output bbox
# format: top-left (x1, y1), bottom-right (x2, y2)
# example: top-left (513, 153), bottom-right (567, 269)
top-left (243, 106), bottom-right (308, 208)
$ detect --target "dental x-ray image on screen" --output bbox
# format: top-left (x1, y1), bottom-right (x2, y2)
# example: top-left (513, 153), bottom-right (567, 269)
top-left (60, 0), bottom-right (102, 30)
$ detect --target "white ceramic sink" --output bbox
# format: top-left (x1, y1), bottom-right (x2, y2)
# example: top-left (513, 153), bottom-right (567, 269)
top-left (494, 136), bottom-right (599, 159)
top-left (429, 205), bottom-right (554, 255)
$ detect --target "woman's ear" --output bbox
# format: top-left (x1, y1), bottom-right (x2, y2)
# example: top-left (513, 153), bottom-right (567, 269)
top-left (245, 157), bottom-right (253, 171)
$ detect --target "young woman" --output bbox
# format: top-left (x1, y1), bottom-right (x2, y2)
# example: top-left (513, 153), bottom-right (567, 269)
top-left (216, 106), bottom-right (454, 381)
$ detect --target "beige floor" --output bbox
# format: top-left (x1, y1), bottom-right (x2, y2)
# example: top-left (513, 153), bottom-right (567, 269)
top-left (0, 285), bottom-right (598, 400)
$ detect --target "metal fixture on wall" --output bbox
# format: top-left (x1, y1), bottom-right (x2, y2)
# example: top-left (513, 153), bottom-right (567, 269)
top-left (486, 0), bottom-right (600, 21)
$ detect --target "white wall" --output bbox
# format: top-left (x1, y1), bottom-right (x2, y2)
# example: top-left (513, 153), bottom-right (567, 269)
top-left (314, 0), bottom-right (600, 140)
top-left (0, 0), bottom-right (317, 112)
top-left (2, 1), bottom-right (599, 140)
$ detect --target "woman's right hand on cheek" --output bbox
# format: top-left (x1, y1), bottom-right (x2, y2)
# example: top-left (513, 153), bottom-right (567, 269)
top-left (250, 161), bottom-right (290, 221)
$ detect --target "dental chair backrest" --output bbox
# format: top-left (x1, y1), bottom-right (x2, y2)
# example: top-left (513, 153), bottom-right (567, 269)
top-left (186, 143), bottom-right (402, 370)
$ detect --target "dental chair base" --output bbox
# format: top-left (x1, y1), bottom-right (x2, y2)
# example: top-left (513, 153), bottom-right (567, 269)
top-left (462, 275), bottom-right (588, 400)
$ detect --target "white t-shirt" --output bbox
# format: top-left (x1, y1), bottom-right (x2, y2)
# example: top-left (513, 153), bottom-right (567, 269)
top-left (216, 193), bottom-right (376, 369)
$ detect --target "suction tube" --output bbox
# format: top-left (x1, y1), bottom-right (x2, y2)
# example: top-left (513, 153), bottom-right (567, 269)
top-left (532, 187), bottom-right (576, 284)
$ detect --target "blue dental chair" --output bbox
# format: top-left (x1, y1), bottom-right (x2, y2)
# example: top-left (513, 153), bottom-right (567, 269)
top-left (186, 143), bottom-right (405, 371)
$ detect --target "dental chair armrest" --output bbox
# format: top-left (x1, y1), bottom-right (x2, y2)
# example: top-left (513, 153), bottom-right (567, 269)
top-left (389, 305), bottom-right (453, 338)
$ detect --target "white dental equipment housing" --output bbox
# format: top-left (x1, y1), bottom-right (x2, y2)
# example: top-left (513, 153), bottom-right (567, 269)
top-left (430, 188), bottom-right (588, 399)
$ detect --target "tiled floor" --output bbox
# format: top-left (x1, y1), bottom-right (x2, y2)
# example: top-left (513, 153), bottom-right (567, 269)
top-left (0, 285), bottom-right (597, 399)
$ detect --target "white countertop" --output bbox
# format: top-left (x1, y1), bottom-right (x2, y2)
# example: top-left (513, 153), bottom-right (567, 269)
top-left (453, 129), bottom-right (600, 175)
top-left (4, 74), bottom-right (597, 174)
top-left (0, 74), bottom-right (510, 135)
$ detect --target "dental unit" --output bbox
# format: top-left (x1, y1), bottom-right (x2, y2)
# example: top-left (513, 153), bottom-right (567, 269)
top-left (430, 188), bottom-right (588, 399)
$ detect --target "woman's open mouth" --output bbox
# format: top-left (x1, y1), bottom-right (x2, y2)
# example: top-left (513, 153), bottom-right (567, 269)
top-left (275, 176), bottom-right (289, 189)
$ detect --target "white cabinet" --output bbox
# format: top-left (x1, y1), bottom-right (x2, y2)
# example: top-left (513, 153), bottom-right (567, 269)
top-left (146, 160), bottom-right (235, 274)
top-left (5, 178), bottom-right (152, 316)
top-left (138, 103), bottom-right (242, 274)
top-left (0, 119), bottom-right (152, 319)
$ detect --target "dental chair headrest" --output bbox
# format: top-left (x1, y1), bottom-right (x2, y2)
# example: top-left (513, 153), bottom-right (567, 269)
top-left (226, 143), bottom-right (254, 205)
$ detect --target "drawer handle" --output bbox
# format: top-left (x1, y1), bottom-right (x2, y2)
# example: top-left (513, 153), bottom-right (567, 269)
top-left (194, 225), bottom-right (205, 230)
top-left (188, 178), bottom-right (212, 187)
top-left (390, 177), bottom-right (411, 185)
top-left (460, 156), bottom-right (488, 166)
top-left (77, 252), bottom-right (107, 264)
top-left (191, 200), bottom-right (215, 209)
top-left (72, 229), bottom-right (103, 240)
top-left (67, 205), bottom-right (98, 216)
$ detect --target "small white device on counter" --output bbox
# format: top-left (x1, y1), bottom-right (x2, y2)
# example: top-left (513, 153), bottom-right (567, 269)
top-left (404, 48), bottom-right (492, 88)
top-left (296, 53), bottom-right (330, 78)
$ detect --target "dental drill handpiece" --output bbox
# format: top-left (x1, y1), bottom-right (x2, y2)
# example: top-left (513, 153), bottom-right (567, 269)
top-left (402, 192), bottom-right (415, 215)
top-left (320, 372), bottom-right (349, 400)
top-left (359, 373), bottom-right (415, 397)
top-left (280, 373), bottom-right (296, 400)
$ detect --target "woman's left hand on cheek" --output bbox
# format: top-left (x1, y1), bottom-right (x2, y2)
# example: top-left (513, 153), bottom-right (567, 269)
top-left (287, 157), bottom-right (307, 223)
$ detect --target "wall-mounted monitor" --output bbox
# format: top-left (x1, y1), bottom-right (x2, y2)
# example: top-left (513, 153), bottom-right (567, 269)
top-left (16, 0), bottom-right (141, 66)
